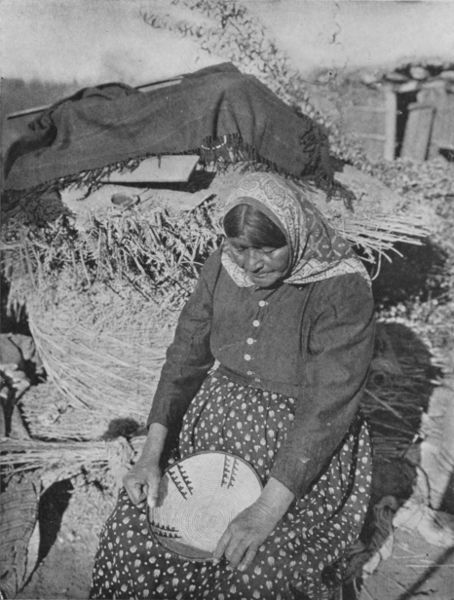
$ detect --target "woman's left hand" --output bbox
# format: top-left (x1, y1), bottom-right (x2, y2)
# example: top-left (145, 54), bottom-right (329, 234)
top-left (213, 501), bottom-right (278, 571)
top-left (213, 477), bottom-right (295, 571)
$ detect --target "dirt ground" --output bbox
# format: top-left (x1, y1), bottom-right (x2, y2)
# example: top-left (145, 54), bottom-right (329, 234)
top-left (360, 529), bottom-right (454, 600)
top-left (16, 480), bottom-right (114, 600)
top-left (12, 474), bottom-right (454, 600)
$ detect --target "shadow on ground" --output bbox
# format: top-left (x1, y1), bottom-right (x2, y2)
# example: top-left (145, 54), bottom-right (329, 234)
top-left (354, 239), bottom-right (454, 599)
top-left (38, 480), bottom-right (73, 563)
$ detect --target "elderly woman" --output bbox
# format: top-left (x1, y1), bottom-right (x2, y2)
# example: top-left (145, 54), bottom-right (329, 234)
top-left (90, 172), bottom-right (375, 600)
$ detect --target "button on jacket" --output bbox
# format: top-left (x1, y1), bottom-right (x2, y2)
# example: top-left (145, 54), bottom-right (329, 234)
top-left (148, 249), bottom-right (375, 497)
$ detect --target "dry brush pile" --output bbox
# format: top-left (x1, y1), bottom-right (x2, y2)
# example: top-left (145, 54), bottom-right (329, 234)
top-left (0, 163), bottom-right (438, 487)
top-left (2, 197), bottom-right (221, 441)
top-left (2, 0), bottom-right (453, 495)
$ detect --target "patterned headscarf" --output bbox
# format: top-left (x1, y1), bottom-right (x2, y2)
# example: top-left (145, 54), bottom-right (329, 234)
top-left (221, 172), bottom-right (369, 287)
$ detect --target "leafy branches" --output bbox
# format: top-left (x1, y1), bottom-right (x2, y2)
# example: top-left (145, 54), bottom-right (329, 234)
top-left (141, 0), bottom-right (326, 127)
top-left (6, 202), bottom-right (222, 307)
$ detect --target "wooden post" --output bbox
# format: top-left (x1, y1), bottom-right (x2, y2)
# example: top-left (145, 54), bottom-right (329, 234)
top-left (384, 86), bottom-right (397, 161)
top-left (401, 103), bottom-right (435, 161)
top-left (6, 76), bottom-right (183, 121)
top-left (419, 81), bottom-right (450, 159)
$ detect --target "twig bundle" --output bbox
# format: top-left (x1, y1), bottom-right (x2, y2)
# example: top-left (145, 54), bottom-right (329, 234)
top-left (363, 322), bottom-right (439, 461)
top-left (0, 436), bottom-right (146, 478)
top-left (3, 199), bottom-right (221, 302)
top-left (315, 209), bottom-right (431, 263)
top-left (1, 438), bottom-right (112, 474)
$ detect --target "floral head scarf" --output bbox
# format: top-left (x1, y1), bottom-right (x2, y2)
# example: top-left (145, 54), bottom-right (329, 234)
top-left (221, 172), bottom-right (369, 287)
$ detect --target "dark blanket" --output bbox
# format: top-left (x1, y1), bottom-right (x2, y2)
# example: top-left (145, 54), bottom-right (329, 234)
top-left (5, 63), bottom-right (329, 191)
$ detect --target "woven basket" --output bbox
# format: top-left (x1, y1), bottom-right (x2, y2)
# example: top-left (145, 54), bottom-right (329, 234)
top-left (149, 451), bottom-right (262, 560)
top-left (23, 281), bottom-right (178, 431)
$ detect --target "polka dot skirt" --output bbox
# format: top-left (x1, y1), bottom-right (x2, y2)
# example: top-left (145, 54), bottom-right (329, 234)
top-left (90, 373), bottom-right (372, 600)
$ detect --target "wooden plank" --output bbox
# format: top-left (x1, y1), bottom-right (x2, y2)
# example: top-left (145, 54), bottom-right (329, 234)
top-left (400, 103), bottom-right (435, 161)
top-left (384, 87), bottom-right (397, 161)
top-left (417, 84), bottom-right (448, 158)
top-left (102, 155), bottom-right (199, 184)
top-left (6, 104), bottom-right (52, 120)
top-left (431, 92), bottom-right (454, 154)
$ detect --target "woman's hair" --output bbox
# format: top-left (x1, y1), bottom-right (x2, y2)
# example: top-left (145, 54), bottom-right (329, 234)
top-left (224, 202), bottom-right (287, 248)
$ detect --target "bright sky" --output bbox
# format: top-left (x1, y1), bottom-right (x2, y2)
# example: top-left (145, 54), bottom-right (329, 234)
top-left (0, 0), bottom-right (219, 84)
top-left (253, 0), bottom-right (454, 73)
top-left (1, 0), bottom-right (453, 85)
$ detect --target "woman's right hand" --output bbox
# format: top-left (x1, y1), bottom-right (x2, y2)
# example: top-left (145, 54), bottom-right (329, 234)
top-left (123, 422), bottom-right (168, 506)
top-left (123, 460), bottom-right (161, 507)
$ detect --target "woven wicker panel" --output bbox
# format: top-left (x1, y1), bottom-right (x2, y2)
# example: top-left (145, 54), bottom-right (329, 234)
top-left (0, 477), bottom-right (40, 598)
top-left (19, 380), bottom-right (109, 440)
top-left (25, 285), bottom-right (177, 427)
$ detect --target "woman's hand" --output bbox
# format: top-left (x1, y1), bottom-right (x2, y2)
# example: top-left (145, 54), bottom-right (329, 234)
top-left (123, 460), bottom-right (161, 507)
top-left (123, 422), bottom-right (168, 507)
top-left (213, 477), bottom-right (295, 571)
top-left (213, 501), bottom-right (279, 570)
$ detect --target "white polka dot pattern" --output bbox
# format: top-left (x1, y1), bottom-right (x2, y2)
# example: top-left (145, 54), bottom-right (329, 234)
top-left (90, 373), bottom-right (372, 600)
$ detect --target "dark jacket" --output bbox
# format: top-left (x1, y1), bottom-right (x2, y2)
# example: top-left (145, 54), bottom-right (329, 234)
top-left (148, 249), bottom-right (375, 497)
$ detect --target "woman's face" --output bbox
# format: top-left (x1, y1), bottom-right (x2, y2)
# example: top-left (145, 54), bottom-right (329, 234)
top-left (227, 234), bottom-right (290, 288)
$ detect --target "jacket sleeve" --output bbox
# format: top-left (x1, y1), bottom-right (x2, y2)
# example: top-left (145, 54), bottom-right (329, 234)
top-left (146, 250), bottom-right (220, 431)
top-left (270, 273), bottom-right (375, 497)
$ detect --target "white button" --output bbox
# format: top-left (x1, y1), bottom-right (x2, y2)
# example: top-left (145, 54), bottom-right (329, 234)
top-left (258, 300), bottom-right (267, 307)
top-left (244, 354), bottom-right (252, 361)
top-left (246, 338), bottom-right (255, 345)
top-left (252, 320), bottom-right (260, 327)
